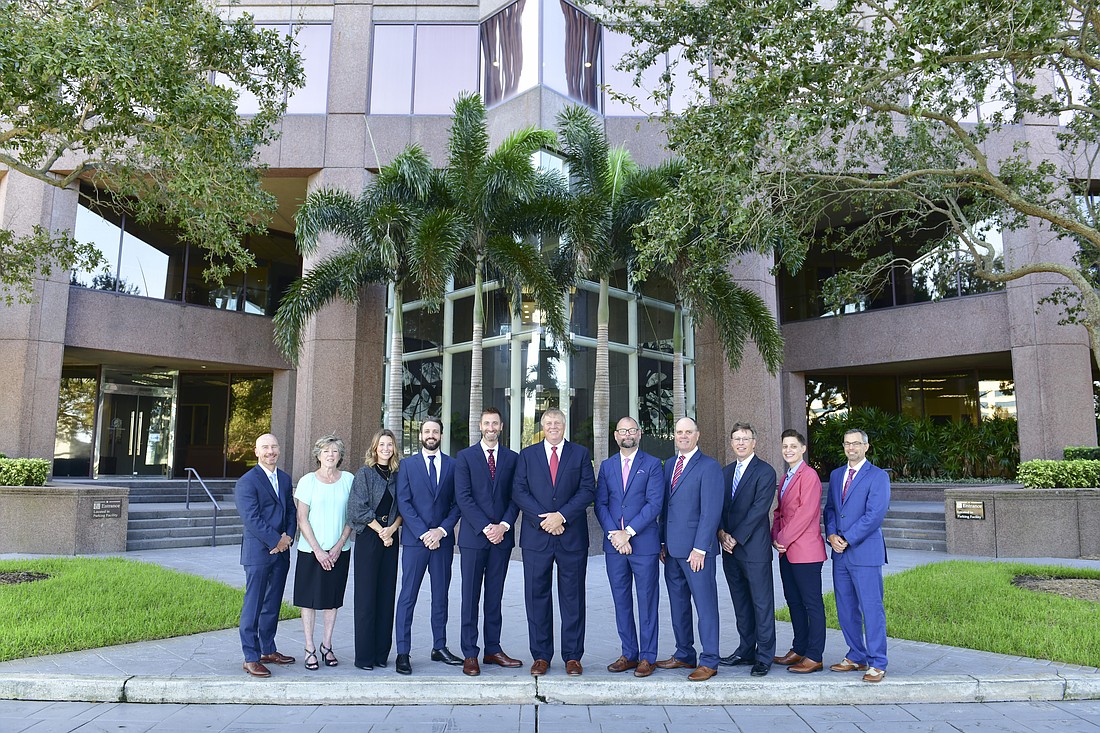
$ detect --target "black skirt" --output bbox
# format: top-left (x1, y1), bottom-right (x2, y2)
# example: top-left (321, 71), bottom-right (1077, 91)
top-left (293, 548), bottom-right (351, 610)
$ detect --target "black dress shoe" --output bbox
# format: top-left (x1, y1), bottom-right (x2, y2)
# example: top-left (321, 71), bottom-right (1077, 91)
top-left (396, 654), bottom-right (412, 675)
top-left (430, 647), bottom-right (463, 665)
top-left (375, 659), bottom-right (388, 668)
top-left (751, 662), bottom-right (770, 676)
top-left (719, 654), bottom-right (754, 667)
top-left (355, 663), bottom-right (374, 671)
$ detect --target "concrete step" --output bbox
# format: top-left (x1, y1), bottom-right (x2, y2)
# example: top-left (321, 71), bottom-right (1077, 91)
top-left (886, 537), bottom-right (948, 552)
top-left (883, 527), bottom-right (946, 541)
top-left (127, 516), bottom-right (243, 531)
top-left (127, 525), bottom-right (242, 541)
top-left (126, 534), bottom-right (243, 552)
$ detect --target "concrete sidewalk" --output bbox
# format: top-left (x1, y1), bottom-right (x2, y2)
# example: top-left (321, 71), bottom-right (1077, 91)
top-left (0, 546), bottom-right (1097, 706)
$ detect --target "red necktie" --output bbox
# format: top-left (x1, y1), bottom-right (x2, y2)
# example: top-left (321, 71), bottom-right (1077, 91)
top-left (842, 467), bottom-right (855, 501)
top-left (670, 455), bottom-right (685, 491)
top-left (549, 445), bottom-right (559, 485)
top-left (487, 448), bottom-right (496, 481)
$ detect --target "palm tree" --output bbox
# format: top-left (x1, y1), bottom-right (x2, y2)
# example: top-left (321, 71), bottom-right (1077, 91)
top-left (444, 93), bottom-right (570, 445)
top-left (273, 147), bottom-right (464, 442)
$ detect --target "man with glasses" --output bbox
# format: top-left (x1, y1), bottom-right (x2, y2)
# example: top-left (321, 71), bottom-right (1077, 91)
top-left (824, 429), bottom-right (891, 683)
top-left (595, 416), bottom-right (665, 678)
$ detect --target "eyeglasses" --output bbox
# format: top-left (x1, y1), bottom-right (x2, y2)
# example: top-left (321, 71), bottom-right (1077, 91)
top-left (731, 437), bottom-right (754, 443)
top-left (842, 441), bottom-right (867, 447)
top-left (615, 428), bottom-right (640, 435)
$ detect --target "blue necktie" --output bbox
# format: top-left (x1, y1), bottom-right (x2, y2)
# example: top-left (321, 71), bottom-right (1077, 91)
top-left (428, 455), bottom-right (438, 494)
top-left (269, 472), bottom-right (279, 497)
top-left (731, 462), bottom-right (744, 498)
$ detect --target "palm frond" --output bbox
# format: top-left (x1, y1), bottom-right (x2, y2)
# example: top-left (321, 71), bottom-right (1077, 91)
top-left (294, 188), bottom-right (370, 257)
top-left (691, 268), bottom-right (785, 374)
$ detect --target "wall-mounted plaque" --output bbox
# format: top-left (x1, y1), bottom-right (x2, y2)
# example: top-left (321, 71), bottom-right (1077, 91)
top-left (92, 499), bottom-right (123, 519)
top-left (954, 500), bottom-right (985, 520)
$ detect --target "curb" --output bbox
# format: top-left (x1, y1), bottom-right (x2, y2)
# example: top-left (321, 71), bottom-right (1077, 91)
top-left (0, 673), bottom-right (1098, 706)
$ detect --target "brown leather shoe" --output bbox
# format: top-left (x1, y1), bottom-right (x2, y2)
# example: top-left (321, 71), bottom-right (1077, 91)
top-left (788, 658), bottom-right (824, 674)
top-left (260, 651), bottom-right (295, 665)
top-left (565, 659), bottom-right (583, 676)
top-left (607, 655), bottom-right (638, 673)
top-left (483, 650), bottom-right (523, 668)
top-left (655, 657), bottom-right (696, 670)
top-left (862, 667), bottom-right (886, 683)
top-left (463, 657), bottom-right (481, 676)
top-left (830, 658), bottom-right (868, 672)
top-left (773, 649), bottom-right (802, 666)
top-left (687, 665), bottom-right (717, 681)
top-left (634, 660), bottom-right (655, 678)
top-left (242, 661), bottom-right (271, 678)
top-left (530, 659), bottom-right (550, 676)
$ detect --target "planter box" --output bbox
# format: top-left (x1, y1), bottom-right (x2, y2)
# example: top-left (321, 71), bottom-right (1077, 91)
top-left (944, 487), bottom-right (1100, 559)
top-left (0, 484), bottom-right (129, 555)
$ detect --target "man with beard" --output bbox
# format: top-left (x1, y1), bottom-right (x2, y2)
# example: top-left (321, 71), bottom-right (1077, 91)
top-left (394, 417), bottom-right (461, 674)
top-left (595, 416), bottom-right (665, 678)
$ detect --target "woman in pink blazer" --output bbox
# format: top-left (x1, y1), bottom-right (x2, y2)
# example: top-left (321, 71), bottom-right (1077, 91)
top-left (771, 429), bottom-right (827, 673)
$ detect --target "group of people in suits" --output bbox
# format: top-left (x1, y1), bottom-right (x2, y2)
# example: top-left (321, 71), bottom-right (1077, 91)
top-left (234, 413), bottom-right (891, 684)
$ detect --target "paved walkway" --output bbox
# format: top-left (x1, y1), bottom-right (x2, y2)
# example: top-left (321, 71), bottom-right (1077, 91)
top-left (1, 545), bottom-right (1098, 708)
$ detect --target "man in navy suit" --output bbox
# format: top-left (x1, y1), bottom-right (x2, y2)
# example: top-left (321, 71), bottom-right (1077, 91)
top-left (453, 407), bottom-right (523, 676)
top-left (824, 428), bottom-right (891, 683)
top-left (235, 433), bottom-right (297, 677)
top-left (394, 417), bottom-right (461, 675)
top-left (512, 407), bottom-right (596, 677)
top-left (718, 422), bottom-right (777, 676)
top-left (657, 416), bottom-right (724, 682)
top-left (595, 416), bottom-right (665, 678)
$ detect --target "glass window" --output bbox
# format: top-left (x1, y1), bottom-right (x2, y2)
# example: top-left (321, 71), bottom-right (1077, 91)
top-left (481, 0), bottom-right (539, 106)
top-left (449, 350), bottom-right (473, 450)
top-left (543, 0), bottom-right (601, 109)
top-left (402, 356), bottom-right (443, 453)
top-left (452, 296), bottom-right (475, 345)
top-left (286, 24), bottom-right (331, 114)
top-left (979, 376), bottom-right (1015, 419)
top-left (640, 302), bottom-right (675, 353)
top-left (404, 305), bottom-right (445, 353)
top-left (570, 286), bottom-right (628, 342)
top-left (176, 373), bottom-right (231, 477)
top-left (413, 25), bottom-right (479, 114)
top-left (848, 375), bottom-right (898, 413)
top-left (53, 367), bottom-right (99, 477)
top-left (226, 374), bottom-right (273, 475)
top-left (369, 25), bottom-right (415, 114)
top-left (602, 30), bottom-right (663, 116)
top-left (668, 45), bottom-right (707, 113)
top-left (638, 356), bottom-right (674, 458)
top-left (807, 375), bottom-right (849, 422)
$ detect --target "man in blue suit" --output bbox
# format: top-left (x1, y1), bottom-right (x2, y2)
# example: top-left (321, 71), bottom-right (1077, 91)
top-left (824, 428), bottom-right (891, 683)
top-left (657, 416), bottom-right (725, 681)
top-left (512, 407), bottom-right (596, 676)
top-left (394, 417), bottom-right (461, 675)
top-left (453, 407), bottom-right (523, 676)
top-left (718, 422), bottom-right (777, 676)
top-left (235, 433), bottom-right (297, 677)
top-left (595, 416), bottom-right (665, 678)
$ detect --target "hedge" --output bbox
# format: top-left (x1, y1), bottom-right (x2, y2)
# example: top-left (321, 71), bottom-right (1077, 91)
top-left (1016, 459), bottom-right (1100, 489)
top-left (1063, 446), bottom-right (1100, 461)
top-left (0, 458), bottom-right (50, 487)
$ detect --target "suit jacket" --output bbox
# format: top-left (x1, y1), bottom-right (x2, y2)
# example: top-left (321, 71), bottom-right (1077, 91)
top-left (454, 442), bottom-right (519, 551)
top-left (824, 461), bottom-right (890, 566)
top-left (661, 450), bottom-right (724, 559)
top-left (512, 439), bottom-right (596, 553)
top-left (235, 465), bottom-right (297, 566)
top-left (396, 451), bottom-right (459, 548)
top-left (771, 462), bottom-right (827, 563)
top-left (720, 455), bottom-right (777, 562)
top-left (595, 449), bottom-right (664, 555)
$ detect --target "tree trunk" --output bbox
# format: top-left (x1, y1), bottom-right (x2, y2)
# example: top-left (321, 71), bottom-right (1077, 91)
top-left (387, 284), bottom-right (405, 447)
top-left (594, 276), bottom-right (610, 466)
top-left (469, 262), bottom-right (485, 446)
top-left (672, 301), bottom-right (685, 422)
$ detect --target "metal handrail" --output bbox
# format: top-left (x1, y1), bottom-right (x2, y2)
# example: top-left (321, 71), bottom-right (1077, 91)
top-left (184, 467), bottom-right (221, 547)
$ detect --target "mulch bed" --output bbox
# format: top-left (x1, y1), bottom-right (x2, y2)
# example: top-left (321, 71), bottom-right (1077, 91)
top-left (1012, 575), bottom-right (1100, 603)
top-left (0, 571), bottom-right (50, 586)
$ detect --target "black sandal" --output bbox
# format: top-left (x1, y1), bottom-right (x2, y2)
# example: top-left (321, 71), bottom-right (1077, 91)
top-left (320, 642), bottom-right (338, 667)
top-left (304, 647), bottom-right (319, 671)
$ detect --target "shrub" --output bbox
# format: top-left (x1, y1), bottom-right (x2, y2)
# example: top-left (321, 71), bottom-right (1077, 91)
top-left (1063, 446), bottom-right (1100, 461)
top-left (1016, 459), bottom-right (1100, 488)
top-left (0, 458), bottom-right (51, 486)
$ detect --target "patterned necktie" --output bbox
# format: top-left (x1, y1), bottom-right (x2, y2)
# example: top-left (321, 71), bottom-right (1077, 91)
top-left (731, 461), bottom-right (744, 498)
top-left (487, 448), bottom-right (496, 481)
top-left (549, 445), bottom-right (559, 485)
top-left (670, 454), bottom-right (685, 491)
top-left (270, 471), bottom-right (279, 497)
top-left (428, 455), bottom-right (438, 492)
top-left (622, 456), bottom-right (631, 493)
top-left (842, 467), bottom-right (855, 501)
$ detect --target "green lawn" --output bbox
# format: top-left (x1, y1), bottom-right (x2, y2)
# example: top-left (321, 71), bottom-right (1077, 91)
top-left (0, 558), bottom-right (298, 662)
top-left (778, 560), bottom-right (1100, 668)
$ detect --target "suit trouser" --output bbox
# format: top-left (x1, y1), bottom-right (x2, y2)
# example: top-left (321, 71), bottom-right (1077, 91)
top-left (239, 552), bottom-right (290, 662)
top-left (778, 555), bottom-right (825, 662)
top-left (522, 545), bottom-right (587, 662)
top-left (353, 530), bottom-right (399, 667)
top-left (395, 543), bottom-right (454, 654)
top-left (460, 544), bottom-right (511, 658)
top-left (721, 550), bottom-right (776, 663)
top-left (604, 551), bottom-right (660, 663)
top-left (663, 554), bottom-right (721, 669)
top-left (832, 551), bottom-right (888, 669)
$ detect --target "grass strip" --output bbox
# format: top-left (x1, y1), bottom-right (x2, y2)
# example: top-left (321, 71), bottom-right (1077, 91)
top-left (0, 558), bottom-right (298, 662)
top-left (777, 560), bottom-right (1100, 668)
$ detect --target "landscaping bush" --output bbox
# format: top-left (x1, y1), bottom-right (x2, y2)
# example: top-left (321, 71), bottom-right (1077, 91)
top-left (0, 458), bottom-right (51, 486)
top-left (1016, 459), bottom-right (1100, 488)
top-left (809, 407), bottom-right (1019, 480)
top-left (1063, 446), bottom-right (1100, 461)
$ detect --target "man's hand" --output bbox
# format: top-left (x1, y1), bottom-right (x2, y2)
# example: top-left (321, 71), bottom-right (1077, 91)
top-left (539, 511), bottom-right (565, 534)
top-left (718, 529), bottom-right (737, 553)
top-left (688, 548), bottom-right (706, 572)
top-left (827, 533), bottom-right (848, 553)
top-left (484, 523), bottom-right (507, 545)
top-left (270, 533), bottom-right (293, 554)
top-left (609, 529), bottom-right (632, 555)
top-left (773, 540), bottom-right (786, 554)
top-left (421, 527), bottom-right (444, 550)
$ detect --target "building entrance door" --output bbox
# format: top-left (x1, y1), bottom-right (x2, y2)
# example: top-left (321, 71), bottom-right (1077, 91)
top-left (95, 372), bottom-right (176, 477)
